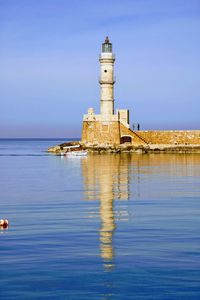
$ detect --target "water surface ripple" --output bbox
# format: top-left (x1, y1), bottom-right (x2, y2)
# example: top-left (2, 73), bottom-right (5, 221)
top-left (0, 139), bottom-right (200, 299)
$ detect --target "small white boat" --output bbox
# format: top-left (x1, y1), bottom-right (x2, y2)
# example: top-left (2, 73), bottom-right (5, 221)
top-left (66, 150), bottom-right (88, 157)
top-left (60, 150), bottom-right (88, 157)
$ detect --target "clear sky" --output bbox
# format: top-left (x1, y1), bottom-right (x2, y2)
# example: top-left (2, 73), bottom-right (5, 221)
top-left (0, 0), bottom-right (200, 138)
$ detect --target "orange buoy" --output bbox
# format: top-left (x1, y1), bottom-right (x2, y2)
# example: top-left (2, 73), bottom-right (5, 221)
top-left (0, 219), bottom-right (9, 228)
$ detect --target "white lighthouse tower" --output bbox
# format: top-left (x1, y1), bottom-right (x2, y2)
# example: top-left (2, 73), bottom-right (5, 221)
top-left (82, 37), bottom-right (130, 146)
top-left (99, 36), bottom-right (115, 116)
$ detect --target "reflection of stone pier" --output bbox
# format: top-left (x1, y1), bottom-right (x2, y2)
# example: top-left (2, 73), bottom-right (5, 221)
top-left (82, 154), bottom-right (130, 269)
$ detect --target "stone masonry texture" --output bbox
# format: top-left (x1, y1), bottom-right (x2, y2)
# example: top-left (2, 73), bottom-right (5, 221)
top-left (82, 121), bottom-right (200, 146)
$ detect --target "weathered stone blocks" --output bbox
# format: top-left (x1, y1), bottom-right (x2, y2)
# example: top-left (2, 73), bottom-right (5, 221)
top-left (82, 120), bottom-right (200, 147)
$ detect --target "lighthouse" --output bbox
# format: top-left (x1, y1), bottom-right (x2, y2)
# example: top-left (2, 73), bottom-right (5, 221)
top-left (82, 37), bottom-right (131, 146)
top-left (99, 36), bottom-right (115, 116)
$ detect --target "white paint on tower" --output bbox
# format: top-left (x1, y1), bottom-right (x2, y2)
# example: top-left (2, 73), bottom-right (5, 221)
top-left (99, 36), bottom-right (115, 116)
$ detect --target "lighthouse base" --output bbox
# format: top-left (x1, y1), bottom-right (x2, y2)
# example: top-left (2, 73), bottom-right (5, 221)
top-left (81, 120), bottom-right (147, 147)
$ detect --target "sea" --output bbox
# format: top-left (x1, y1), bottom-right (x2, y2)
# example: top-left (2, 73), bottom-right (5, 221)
top-left (0, 138), bottom-right (200, 299)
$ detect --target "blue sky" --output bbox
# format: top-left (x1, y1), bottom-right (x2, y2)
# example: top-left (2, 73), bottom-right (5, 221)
top-left (0, 0), bottom-right (200, 137)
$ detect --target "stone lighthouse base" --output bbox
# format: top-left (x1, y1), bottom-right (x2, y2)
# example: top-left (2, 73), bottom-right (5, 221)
top-left (81, 120), bottom-right (147, 146)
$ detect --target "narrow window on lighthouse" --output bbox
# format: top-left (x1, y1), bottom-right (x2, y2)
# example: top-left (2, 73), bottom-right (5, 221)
top-left (104, 70), bottom-right (107, 72)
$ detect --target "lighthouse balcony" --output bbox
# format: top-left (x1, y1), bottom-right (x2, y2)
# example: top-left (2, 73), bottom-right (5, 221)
top-left (99, 76), bottom-right (116, 84)
top-left (99, 53), bottom-right (115, 60)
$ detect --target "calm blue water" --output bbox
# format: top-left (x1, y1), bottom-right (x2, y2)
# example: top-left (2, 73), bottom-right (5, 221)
top-left (0, 139), bottom-right (200, 299)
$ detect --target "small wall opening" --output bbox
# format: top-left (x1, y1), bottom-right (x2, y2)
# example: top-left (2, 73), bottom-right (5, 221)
top-left (120, 136), bottom-right (132, 144)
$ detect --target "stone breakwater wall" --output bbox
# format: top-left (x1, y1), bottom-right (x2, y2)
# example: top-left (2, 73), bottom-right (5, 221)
top-left (48, 142), bottom-right (200, 154)
top-left (86, 145), bottom-right (200, 154)
top-left (47, 141), bottom-right (81, 153)
top-left (136, 130), bottom-right (200, 145)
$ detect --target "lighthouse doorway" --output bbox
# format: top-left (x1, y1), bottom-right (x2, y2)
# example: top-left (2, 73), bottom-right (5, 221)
top-left (120, 136), bottom-right (132, 144)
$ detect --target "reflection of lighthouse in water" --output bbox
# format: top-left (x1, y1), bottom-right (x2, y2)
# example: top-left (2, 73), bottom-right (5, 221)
top-left (82, 154), bottom-right (130, 269)
top-left (99, 172), bottom-right (116, 267)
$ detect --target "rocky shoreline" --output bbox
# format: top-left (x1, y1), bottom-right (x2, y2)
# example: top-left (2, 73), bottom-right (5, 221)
top-left (47, 141), bottom-right (200, 154)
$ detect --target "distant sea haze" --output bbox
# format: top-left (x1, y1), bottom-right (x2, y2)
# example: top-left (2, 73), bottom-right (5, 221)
top-left (1, 120), bottom-right (199, 139)
top-left (0, 123), bottom-right (82, 139)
